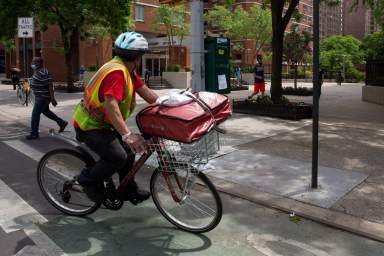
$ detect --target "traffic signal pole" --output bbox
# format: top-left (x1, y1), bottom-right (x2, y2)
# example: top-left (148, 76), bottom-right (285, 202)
top-left (312, 0), bottom-right (320, 189)
top-left (191, 0), bottom-right (205, 92)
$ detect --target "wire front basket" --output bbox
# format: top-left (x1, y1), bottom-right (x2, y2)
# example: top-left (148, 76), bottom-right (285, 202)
top-left (147, 130), bottom-right (221, 172)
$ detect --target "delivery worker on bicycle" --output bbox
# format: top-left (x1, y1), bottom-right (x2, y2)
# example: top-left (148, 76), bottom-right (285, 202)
top-left (73, 32), bottom-right (158, 203)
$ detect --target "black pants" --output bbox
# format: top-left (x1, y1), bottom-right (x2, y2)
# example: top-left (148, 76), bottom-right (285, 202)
top-left (75, 128), bottom-right (135, 186)
top-left (30, 98), bottom-right (66, 136)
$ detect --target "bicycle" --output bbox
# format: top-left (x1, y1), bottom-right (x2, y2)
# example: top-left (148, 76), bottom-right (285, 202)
top-left (37, 129), bottom-right (223, 233)
top-left (16, 79), bottom-right (34, 106)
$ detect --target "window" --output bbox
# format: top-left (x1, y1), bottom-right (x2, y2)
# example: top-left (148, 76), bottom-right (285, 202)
top-left (135, 5), bottom-right (144, 22)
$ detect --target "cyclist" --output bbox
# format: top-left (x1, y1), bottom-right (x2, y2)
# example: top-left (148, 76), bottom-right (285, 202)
top-left (73, 32), bottom-right (158, 203)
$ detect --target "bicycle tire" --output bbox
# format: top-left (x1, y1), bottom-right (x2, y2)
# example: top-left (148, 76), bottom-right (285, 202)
top-left (150, 168), bottom-right (222, 233)
top-left (16, 87), bottom-right (26, 105)
top-left (37, 148), bottom-right (101, 216)
top-left (28, 90), bottom-right (35, 106)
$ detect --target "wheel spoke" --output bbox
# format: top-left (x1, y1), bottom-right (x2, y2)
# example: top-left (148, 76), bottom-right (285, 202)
top-left (38, 149), bottom-right (99, 216)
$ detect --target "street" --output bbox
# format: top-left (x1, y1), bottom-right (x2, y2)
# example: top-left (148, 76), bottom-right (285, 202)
top-left (0, 84), bottom-right (384, 255)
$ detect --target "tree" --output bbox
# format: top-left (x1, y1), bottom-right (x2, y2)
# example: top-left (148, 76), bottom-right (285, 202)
top-left (320, 35), bottom-right (365, 80)
top-left (361, 32), bottom-right (384, 60)
top-left (152, 4), bottom-right (190, 47)
top-left (352, 0), bottom-right (384, 29)
top-left (205, 5), bottom-right (272, 56)
top-left (0, 0), bottom-right (34, 50)
top-left (283, 25), bottom-right (312, 89)
top-left (0, 0), bottom-right (133, 91)
top-left (263, 0), bottom-right (340, 103)
top-left (34, 0), bottom-right (133, 91)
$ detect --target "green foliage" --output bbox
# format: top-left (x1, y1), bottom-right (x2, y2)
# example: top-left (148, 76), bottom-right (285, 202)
top-left (320, 35), bottom-right (365, 79)
top-left (167, 64), bottom-right (181, 72)
top-left (362, 32), bottom-right (384, 59)
top-left (152, 5), bottom-right (190, 46)
top-left (284, 25), bottom-right (312, 67)
top-left (0, 0), bottom-right (35, 43)
top-left (248, 94), bottom-right (291, 106)
top-left (86, 65), bottom-right (97, 72)
top-left (205, 5), bottom-right (272, 53)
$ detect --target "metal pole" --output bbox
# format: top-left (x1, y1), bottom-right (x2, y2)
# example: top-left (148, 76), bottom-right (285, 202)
top-left (191, 0), bottom-right (205, 92)
top-left (312, 0), bottom-right (320, 189)
top-left (23, 37), bottom-right (27, 78)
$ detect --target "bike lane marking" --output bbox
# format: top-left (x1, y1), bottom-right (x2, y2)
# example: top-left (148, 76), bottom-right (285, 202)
top-left (1, 140), bottom-right (67, 255)
top-left (0, 178), bottom-right (65, 255)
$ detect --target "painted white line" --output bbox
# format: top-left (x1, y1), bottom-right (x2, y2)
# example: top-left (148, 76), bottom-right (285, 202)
top-left (4, 140), bottom-right (44, 162)
top-left (246, 233), bottom-right (331, 256)
top-left (0, 179), bottom-right (47, 233)
top-left (1, 141), bottom-right (67, 255)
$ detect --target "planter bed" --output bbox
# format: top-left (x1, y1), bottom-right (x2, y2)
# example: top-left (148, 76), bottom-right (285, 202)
top-left (230, 85), bottom-right (249, 91)
top-left (282, 87), bottom-right (313, 96)
top-left (54, 82), bottom-right (85, 93)
top-left (232, 99), bottom-right (312, 120)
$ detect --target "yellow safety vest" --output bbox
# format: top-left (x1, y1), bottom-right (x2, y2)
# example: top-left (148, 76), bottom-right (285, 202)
top-left (73, 56), bottom-right (135, 130)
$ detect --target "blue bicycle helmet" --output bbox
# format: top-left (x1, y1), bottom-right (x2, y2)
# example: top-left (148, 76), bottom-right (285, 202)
top-left (114, 32), bottom-right (149, 59)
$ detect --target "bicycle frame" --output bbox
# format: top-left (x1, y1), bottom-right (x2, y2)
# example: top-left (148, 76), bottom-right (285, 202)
top-left (117, 136), bottom-right (188, 203)
top-left (52, 131), bottom-right (189, 203)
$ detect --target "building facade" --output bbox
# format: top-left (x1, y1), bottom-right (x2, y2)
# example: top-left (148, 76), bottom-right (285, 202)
top-left (343, 0), bottom-right (379, 39)
top-left (320, 1), bottom-right (342, 38)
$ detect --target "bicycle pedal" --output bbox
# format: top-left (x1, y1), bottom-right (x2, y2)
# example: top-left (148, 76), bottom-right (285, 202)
top-left (102, 197), bottom-right (124, 210)
top-left (129, 198), bottom-right (141, 205)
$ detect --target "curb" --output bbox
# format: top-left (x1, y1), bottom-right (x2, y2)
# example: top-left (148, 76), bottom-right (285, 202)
top-left (209, 175), bottom-right (384, 243)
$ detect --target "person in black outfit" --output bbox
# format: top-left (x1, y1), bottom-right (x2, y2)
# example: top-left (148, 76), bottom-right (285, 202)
top-left (10, 68), bottom-right (20, 90)
top-left (26, 57), bottom-right (68, 140)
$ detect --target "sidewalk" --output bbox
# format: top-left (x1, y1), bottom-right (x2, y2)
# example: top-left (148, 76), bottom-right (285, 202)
top-left (212, 83), bottom-right (384, 241)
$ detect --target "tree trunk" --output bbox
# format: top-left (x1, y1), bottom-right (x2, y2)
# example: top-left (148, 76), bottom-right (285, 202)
top-left (270, 29), bottom-right (284, 103)
top-left (62, 29), bottom-right (79, 92)
top-left (294, 65), bottom-right (298, 89)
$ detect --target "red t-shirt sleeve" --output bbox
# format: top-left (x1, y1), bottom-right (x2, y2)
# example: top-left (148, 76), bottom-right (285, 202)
top-left (99, 70), bottom-right (126, 102)
top-left (131, 72), bottom-right (144, 90)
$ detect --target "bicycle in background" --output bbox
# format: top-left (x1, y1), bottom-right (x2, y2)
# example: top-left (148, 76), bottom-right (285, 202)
top-left (16, 78), bottom-right (34, 106)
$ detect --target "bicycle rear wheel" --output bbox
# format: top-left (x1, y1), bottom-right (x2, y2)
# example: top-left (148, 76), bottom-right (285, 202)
top-left (37, 148), bottom-right (101, 216)
top-left (16, 87), bottom-right (26, 105)
top-left (27, 89), bottom-right (34, 106)
top-left (150, 167), bottom-right (222, 233)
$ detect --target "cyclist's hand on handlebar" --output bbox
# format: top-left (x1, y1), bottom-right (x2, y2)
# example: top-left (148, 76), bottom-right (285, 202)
top-left (122, 133), bottom-right (147, 154)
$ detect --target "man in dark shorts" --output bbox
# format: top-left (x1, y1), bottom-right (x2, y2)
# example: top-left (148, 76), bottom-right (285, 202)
top-left (250, 54), bottom-right (265, 97)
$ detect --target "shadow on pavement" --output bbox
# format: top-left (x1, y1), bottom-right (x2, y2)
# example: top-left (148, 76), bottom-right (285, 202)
top-left (37, 212), bottom-right (212, 255)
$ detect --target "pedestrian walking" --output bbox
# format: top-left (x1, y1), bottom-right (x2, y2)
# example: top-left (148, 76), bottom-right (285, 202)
top-left (10, 67), bottom-right (20, 90)
top-left (250, 54), bottom-right (265, 97)
top-left (235, 64), bottom-right (242, 87)
top-left (26, 57), bottom-right (68, 140)
top-left (336, 70), bottom-right (343, 86)
top-left (144, 69), bottom-right (150, 85)
top-left (79, 65), bottom-right (86, 82)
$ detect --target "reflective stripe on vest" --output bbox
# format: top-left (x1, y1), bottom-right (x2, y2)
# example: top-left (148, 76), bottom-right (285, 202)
top-left (73, 56), bottom-right (135, 130)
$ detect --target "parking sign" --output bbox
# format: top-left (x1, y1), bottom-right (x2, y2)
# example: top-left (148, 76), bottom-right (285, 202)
top-left (18, 17), bottom-right (33, 38)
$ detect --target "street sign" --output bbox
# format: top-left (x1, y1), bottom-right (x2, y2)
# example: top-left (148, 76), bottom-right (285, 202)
top-left (18, 17), bottom-right (33, 38)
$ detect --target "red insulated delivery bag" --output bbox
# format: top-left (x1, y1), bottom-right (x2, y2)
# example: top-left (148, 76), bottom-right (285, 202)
top-left (136, 91), bottom-right (232, 143)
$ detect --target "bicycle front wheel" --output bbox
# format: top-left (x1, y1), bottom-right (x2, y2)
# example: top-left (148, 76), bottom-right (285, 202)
top-left (37, 148), bottom-right (101, 216)
top-left (150, 167), bottom-right (222, 233)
